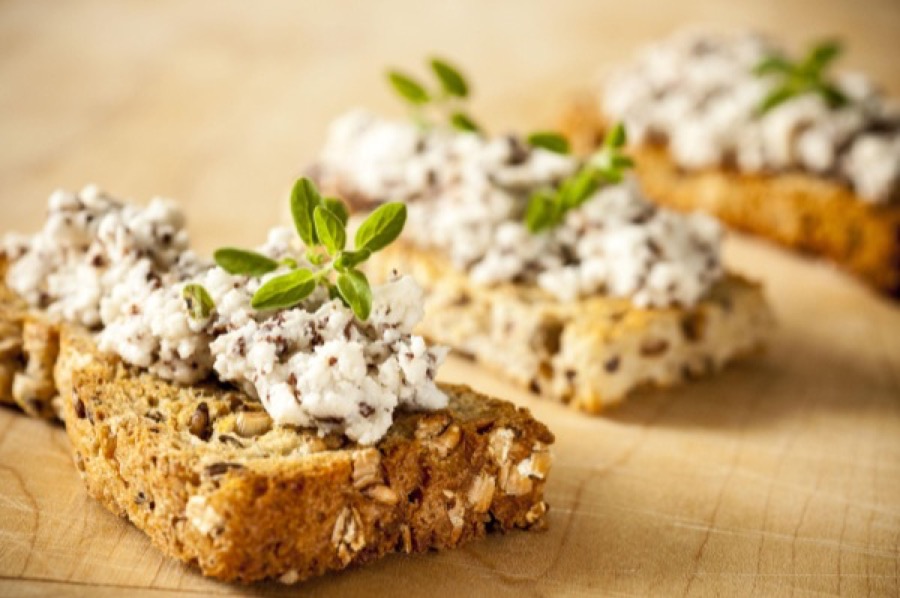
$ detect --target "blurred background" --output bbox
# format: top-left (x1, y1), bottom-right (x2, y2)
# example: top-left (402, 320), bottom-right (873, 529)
top-left (1, 0), bottom-right (898, 253)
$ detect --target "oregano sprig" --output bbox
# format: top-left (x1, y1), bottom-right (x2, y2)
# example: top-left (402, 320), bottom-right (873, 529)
top-left (753, 39), bottom-right (848, 115)
top-left (210, 177), bottom-right (406, 320)
top-left (525, 122), bottom-right (633, 234)
top-left (387, 57), bottom-right (481, 133)
top-left (387, 57), bottom-right (572, 155)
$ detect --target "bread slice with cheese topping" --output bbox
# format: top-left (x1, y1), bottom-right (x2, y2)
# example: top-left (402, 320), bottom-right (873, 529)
top-left (366, 242), bottom-right (770, 412)
top-left (56, 326), bottom-right (553, 583)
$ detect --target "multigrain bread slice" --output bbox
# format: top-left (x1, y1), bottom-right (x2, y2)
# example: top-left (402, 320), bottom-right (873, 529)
top-left (367, 241), bottom-right (771, 413)
top-left (0, 257), bottom-right (61, 419)
top-left (55, 326), bottom-right (554, 584)
top-left (559, 96), bottom-right (900, 296)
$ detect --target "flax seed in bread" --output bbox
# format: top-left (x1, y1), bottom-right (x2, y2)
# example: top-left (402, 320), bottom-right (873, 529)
top-left (56, 326), bottom-right (554, 584)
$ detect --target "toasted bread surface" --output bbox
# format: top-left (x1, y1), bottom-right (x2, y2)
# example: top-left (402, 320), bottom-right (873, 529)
top-left (367, 242), bottom-right (772, 412)
top-left (56, 327), bottom-right (554, 583)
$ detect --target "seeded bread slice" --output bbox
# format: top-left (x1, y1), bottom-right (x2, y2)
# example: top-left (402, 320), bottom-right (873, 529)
top-left (559, 95), bottom-right (900, 296)
top-left (0, 257), bottom-right (61, 419)
top-left (55, 326), bottom-right (554, 584)
top-left (366, 242), bottom-right (771, 412)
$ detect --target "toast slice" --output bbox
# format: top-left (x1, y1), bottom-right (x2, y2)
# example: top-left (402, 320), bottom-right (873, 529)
top-left (559, 94), bottom-right (900, 296)
top-left (366, 241), bottom-right (771, 412)
top-left (55, 325), bottom-right (553, 584)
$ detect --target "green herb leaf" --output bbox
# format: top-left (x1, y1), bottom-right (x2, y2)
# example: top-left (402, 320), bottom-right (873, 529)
top-left (387, 71), bottom-right (430, 105)
top-left (758, 85), bottom-right (795, 114)
top-left (313, 205), bottom-right (346, 255)
top-left (323, 197), bottom-right (350, 226)
top-left (527, 132), bottom-right (570, 154)
top-left (604, 122), bottom-right (627, 149)
top-left (355, 202), bottom-right (407, 252)
top-left (336, 269), bottom-right (373, 320)
top-left (525, 189), bottom-right (557, 234)
top-left (214, 248), bottom-right (279, 276)
top-left (805, 40), bottom-right (842, 72)
top-left (560, 169), bottom-right (600, 209)
top-left (754, 39), bottom-right (848, 115)
top-left (334, 248), bottom-right (372, 272)
top-left (290, 177), bottom-right (321, 246)
top-left (251, 269), bottom-right (316, 311)
top-left (753, 55), bottom-right (792, 76)
top-left (182, 283), bottom-right (215, 319)
top-left (814, 82), bottom-right (848, 109)
top-left (430, 58), bottom-right (469, 98)
top-left (450, 111), bottom-right (480, 133)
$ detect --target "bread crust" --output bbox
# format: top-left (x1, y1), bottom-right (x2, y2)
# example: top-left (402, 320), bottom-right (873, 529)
top-left (558, 95), bottom-right (900, 296)
top-left (0, 257), bottom-right (60, 419)
top-left (54, 327), bottom-right (554, 584)
top-left (367, 242), bottom-right (772, 412)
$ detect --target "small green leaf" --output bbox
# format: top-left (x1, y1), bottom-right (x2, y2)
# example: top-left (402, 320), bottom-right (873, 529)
top-left (805, 40), bottom-right (842, 72)
top-left (604, 122), bottom-right (627, 149)
top-left (753, 56), bottom-right (792, 76)
top-left (334, 248), bottom-right (372, 272)
top-left (290, 178), bottom-right (322, 246)
top-left (336, 270), bottom-right (373, 321)
top-left (561, 169), bottom-right (600, 209)
top-left (313, 205), bottom-right (346, 255)
top-left (450, 111), bottom-right (481, 133)
top-left (815, 83), bottom-right (848, 109)
top-left (323, 197), bottom-right (350, 226)
top-left (758, 85), bottom-right (795, 114)
top-left (387, 71), bottom-right (430, 105)
top-left (527, 132), bottom-right (570, 155)
top-left (525, 190), bottom-right (557, 234)
top-left (182, 283), bottom-right (215, 319)
top-left (430, 58), bottom-right (469, 98)
top-left (279, 257), bottom-right (298, 269)
top-left (251, 269), bottom-right (316, 311)
top-left (355, 202), bottom-right (407, 252)
top-left (610, 155), bottom-right (635, 170)
top-left (214, 248), bottom-right (279, 276)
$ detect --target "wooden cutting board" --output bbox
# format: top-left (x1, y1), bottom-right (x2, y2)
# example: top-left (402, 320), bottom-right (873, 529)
top-left (1, 1), bottom-right (898, 596)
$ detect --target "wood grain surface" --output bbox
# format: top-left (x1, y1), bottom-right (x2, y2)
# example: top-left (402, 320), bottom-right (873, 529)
top-left (1, 1), bottom-right (899, 596)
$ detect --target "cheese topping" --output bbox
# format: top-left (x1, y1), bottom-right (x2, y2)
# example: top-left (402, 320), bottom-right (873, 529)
top-left (4, 188), bottom-right (447, 444)
top-left (603, 30), bottom-right (900, 204)
top-left (317, 110), bottom-right (723, 308)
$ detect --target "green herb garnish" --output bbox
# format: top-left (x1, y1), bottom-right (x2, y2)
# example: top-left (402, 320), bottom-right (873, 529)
top-left (754, 39), bottom-right (848, 115)
top-left (387, 57), bottom-right (480, 133)
top-left (213, 177), bottom-right (406, 320)
top-left (182, 283), bottom-right (215, 320)
top-left (388, 57), bottom-right (571, 155)
top-left (525, 122), bottom-right (633, 233)
top-left (526, 132), bottom-right (571, 155)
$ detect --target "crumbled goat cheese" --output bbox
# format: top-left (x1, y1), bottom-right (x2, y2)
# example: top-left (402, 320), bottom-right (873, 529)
top-left (4, 192), bottom-right (448, 445)
top-left (2, 185), bottom-right (190, 328)
top-left (317, 110), bottom-right (723, 308)
top-left (603, 30), bottom-right (900, 204)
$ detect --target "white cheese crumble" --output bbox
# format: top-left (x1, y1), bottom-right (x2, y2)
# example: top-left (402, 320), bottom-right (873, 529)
top-left (316, 110), bottom-right (723, 308)
top-left (603, 30), bottom-right (900, 204)
top-left (4, 190), bottom-right (448, 445)
top-left (2, 185), bottom-right (191, 328)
